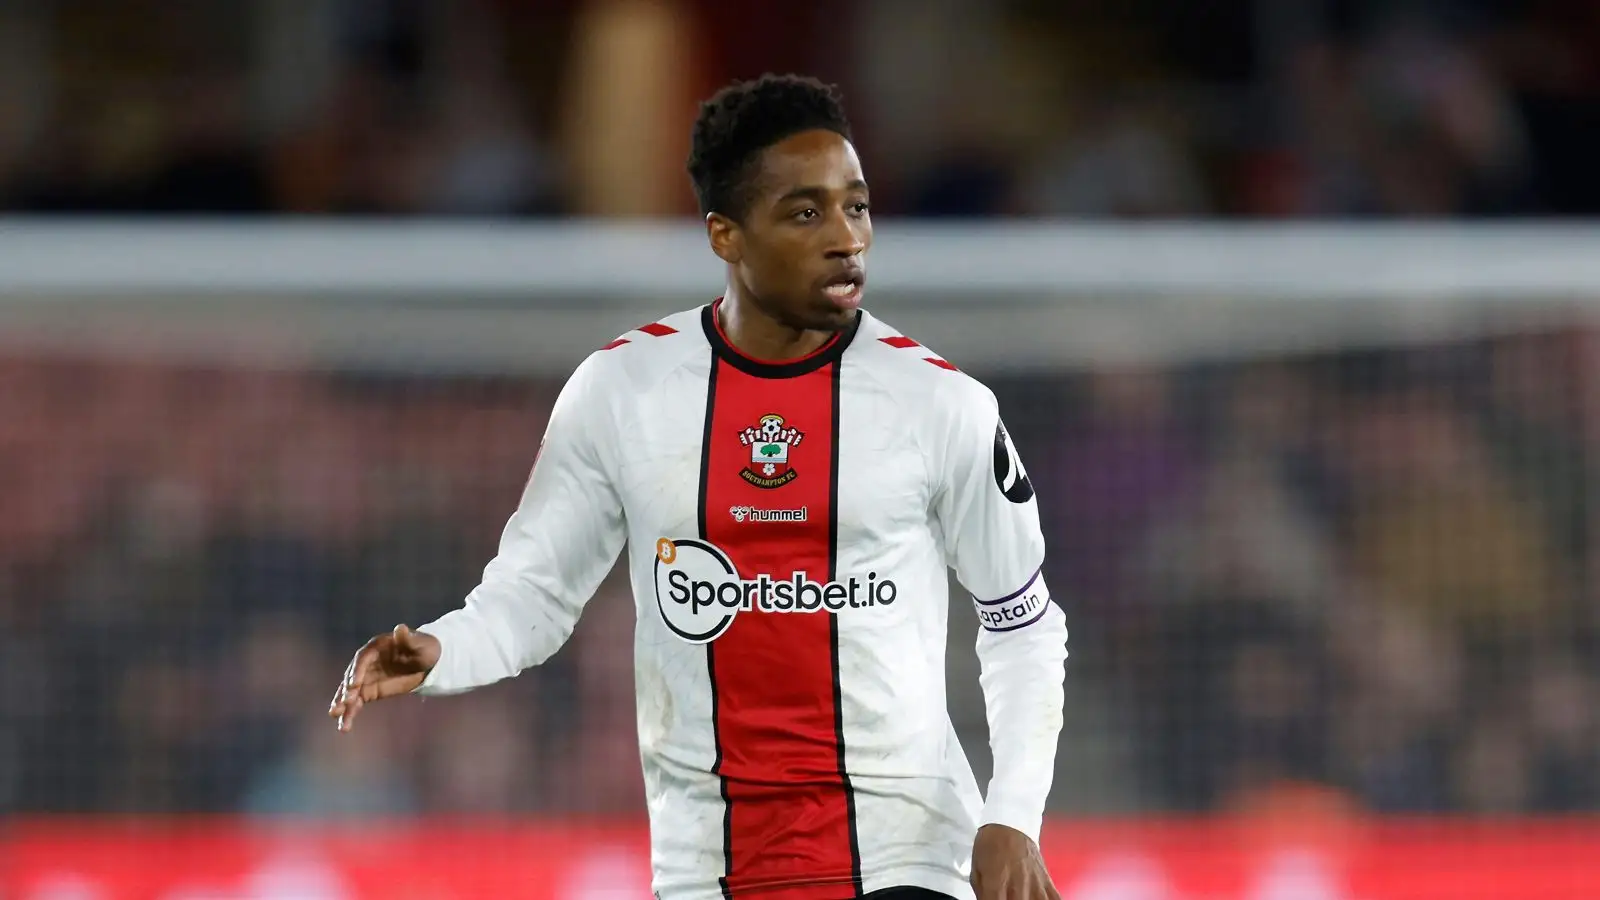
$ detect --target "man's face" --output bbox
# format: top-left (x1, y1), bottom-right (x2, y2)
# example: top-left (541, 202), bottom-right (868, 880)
top-left (711, 129), bottom-right (872, 333)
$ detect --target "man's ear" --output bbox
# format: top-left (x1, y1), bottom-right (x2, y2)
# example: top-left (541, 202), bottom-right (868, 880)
top-left (707, 212), bottom-right (742, 266)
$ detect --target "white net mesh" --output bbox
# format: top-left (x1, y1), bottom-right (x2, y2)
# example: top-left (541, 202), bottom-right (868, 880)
top-left (1, 223), bottom-right (1596, 897)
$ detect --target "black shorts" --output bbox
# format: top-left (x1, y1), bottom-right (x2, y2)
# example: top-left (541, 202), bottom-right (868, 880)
top-left (863, 889), bottom-right (958, 900)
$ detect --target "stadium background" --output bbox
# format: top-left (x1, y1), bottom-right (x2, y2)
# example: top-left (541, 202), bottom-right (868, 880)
top-left (1, 1), bottom-right (1598, 898)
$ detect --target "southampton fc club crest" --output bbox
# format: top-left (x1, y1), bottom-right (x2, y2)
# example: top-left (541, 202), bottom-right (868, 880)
top-left (738, 414), bottom-right (803, 489)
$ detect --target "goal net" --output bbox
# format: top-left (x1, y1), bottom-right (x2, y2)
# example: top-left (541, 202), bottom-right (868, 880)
top-left (1, 221), bottom-right (1596, 899)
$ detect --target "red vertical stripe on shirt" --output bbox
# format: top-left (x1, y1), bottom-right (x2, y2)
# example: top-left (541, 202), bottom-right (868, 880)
top-left (701, 358), bottom-right (858, 899)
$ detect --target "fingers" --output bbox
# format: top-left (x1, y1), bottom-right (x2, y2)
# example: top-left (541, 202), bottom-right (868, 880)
top-left (328, 681), bottom-right (361, 732)
top-left (328, 665), bottom-right (363, 732)
top-left (328, 639), bottom-right (382, 732)
top-left (327, 656), bottom-right (354, 724)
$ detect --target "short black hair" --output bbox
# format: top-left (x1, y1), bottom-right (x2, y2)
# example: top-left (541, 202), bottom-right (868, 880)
top-left (687, 73), bottom-right (853, 221)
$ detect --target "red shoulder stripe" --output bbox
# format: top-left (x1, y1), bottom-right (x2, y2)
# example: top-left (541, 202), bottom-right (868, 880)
top-left (601, 320), bottom-right (679, 351)
top-left (879, 333), bottom-right (955, 371)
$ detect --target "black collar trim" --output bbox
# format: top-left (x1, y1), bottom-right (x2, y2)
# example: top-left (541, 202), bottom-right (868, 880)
top-left (700, 300), bottom-right (861, 379)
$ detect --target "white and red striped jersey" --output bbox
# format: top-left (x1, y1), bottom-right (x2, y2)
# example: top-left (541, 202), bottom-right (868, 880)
top-left (414, 302), bottom-right (1069, 900)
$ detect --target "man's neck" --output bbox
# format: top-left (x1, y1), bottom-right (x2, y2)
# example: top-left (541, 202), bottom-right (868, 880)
top-left (718, 287), bottom-right (832, 362)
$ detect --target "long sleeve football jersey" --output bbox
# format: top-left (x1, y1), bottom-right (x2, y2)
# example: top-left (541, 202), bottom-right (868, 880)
top-left (414, 302), bottom-right (1069, 900)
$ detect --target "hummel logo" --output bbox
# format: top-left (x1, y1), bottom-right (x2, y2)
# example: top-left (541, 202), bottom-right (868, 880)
top-left (729, 505), bottom-right (809, 523)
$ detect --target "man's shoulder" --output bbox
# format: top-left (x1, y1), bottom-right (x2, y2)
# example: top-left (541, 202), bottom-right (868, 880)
top-left (578, 305), bottom-right (708, 390)
top-left (850, 310), bottom-right (996, 414)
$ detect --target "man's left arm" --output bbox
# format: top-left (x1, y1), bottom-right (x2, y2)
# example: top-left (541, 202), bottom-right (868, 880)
top-left (933, 380), bottom-right (1068, 893)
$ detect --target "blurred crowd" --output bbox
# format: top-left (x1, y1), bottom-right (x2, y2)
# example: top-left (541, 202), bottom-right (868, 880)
top-left (0, 0), bottom-right (1597, 218)
top-left (0, 360), bottom-right (647, 816)
top-left (1022, 331), bottom-right (1600, 813)
top-left (2, 327), bottom-right (1598, 818)
top-left (1, 0), bottom-right (1598, 827)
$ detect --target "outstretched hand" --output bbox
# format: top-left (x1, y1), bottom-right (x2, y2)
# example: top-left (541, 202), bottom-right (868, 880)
top-left (327, 624), bottom-right (441, 732)
top-left (971, 824), bottom-right (1059, 900)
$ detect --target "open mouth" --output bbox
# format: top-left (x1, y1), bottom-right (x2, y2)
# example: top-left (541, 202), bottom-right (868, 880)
top-left (822, 274), bottom-right (865, 308)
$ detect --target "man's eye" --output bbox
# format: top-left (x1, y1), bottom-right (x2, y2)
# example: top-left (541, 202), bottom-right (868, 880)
top-left (852, 202), bottom-right (870, 214)
top-left (795, 208), bottom-right (818, 220)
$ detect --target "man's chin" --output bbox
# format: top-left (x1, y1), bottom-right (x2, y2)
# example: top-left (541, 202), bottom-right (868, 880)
top-left (802, 305), bottom-right (858, 333)
top-left (764, 298), bottom-right (857, 335)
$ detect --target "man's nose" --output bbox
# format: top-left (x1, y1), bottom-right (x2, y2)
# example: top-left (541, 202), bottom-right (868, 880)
top-left (824, 217), bottom-right (867, 258)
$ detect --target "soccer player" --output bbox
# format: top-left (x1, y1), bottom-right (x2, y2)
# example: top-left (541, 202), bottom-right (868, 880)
top-left (328, 74), bottom-right (1068, 900)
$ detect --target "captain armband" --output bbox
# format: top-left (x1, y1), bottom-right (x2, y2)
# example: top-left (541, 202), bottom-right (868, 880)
top-left (973, 570), bottom-right (1052, 633)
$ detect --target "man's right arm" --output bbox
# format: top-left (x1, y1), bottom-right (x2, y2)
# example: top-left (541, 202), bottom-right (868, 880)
top-left (412, 353), bottom-right (626, 696)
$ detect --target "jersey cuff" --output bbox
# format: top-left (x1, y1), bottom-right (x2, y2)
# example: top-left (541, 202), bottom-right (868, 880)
top-left (411, 624), bottom-right (449, 695)
top-left (973, 569), bottom-right (1050, 632)
top-left (979, 795), bottom-right (1045, 845)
